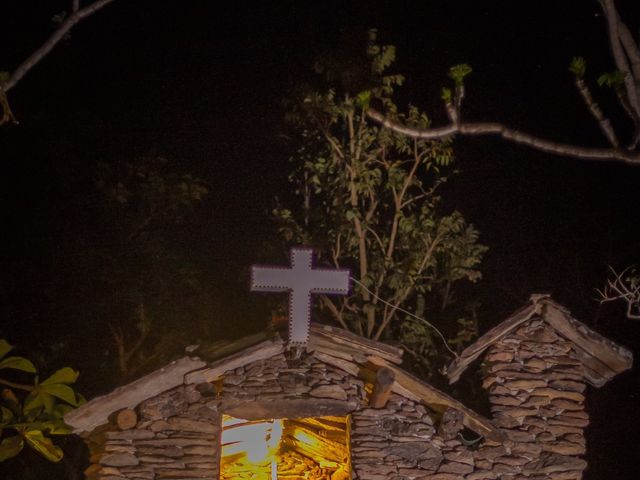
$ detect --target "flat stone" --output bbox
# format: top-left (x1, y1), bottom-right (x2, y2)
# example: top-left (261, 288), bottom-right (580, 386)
top-left (309, 384), bottom-right (348, 401)
top-left (100, 453), bottom-right (140, 467)
top-left (167, 418), bottom-right (217, 433)
top-left (105, 429), bottom-right (155, 440)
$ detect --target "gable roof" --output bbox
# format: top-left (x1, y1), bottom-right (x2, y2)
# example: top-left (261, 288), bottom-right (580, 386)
top-left (64, 324), bottom-right (502, 442)
top-left (446, 294), bottom-right (634, 387)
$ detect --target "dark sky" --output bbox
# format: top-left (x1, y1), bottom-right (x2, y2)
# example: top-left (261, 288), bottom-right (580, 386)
top-left (1, 0), bottom-right (640, 478)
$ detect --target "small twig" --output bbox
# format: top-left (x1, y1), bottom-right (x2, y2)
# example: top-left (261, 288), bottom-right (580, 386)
top-left (597, 265), bottom-right (640, 319)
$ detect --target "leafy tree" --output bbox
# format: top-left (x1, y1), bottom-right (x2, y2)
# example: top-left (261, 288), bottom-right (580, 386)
top-left (274, 30), bottom-right (486, 372)
top-left (364, 1), bottom-right (639, 319)
top-left (94, 157), bottom-right (210, 382)
top-left (0, 339), bottom-right (82, 463)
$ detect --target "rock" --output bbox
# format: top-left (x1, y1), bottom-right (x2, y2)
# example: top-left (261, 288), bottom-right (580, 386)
top-left (438, 461), bottom-right (474, 474)
top-left (100, 453), bottom-right (139, 467)
top-left (541, 441), bottom-right (586, 456)
top-left (105, 429), bottom-right (155, 440)
top-left (155, 468), bottom-right (217, 478)
top-left (167, 417), bottom-right (217, 433)
top-left (309, 384), bottom-right (348, 400)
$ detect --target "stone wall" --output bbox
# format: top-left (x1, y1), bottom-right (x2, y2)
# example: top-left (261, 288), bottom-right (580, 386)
top-left (477, 317), bottom-right (589, 480)
top-left (83, 352), bottom-right (480, 480)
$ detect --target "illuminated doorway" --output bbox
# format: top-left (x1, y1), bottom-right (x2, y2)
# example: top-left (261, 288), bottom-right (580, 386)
top-left (220, 414), bottom-right (351, 479)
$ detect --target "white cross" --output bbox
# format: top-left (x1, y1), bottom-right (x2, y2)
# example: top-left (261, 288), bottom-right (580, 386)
top-left (250, 248), bottom-right (350, 346)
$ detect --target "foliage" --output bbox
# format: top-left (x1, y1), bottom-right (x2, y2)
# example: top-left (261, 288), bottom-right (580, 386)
top-left (94, 157), bottom-right (210, 381)
top-left (0, 340), bottom-right (82, 463)
top-left (568, 57), bottom-right (586, 79)
top-left (274, 30), bottom-right (486, 372)
top-left (447, 64), bottom-right (472, 86)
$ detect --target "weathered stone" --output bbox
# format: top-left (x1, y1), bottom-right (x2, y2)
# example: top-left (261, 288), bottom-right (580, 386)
top-left (443, 449), bottom-right (473, 466)
top-left (167, 417), bottom-right (217, 433)
top-left (490, 395), bottom-right (523, 406)
top-left (541, 441), bottom-right (586, 456)
top-left (138, 445), bottom-right (184, 458)
top-left (439, 461), bottom-right (473, 474)
top-left (466, 471), bottom-right (498, 480)
top-left (523, 453), bottom-right (587, 475)
top-left (474, 445), bottom-right (507, 461)
top-left (100, 453), bottom-right (139, 467)
top-left (309, 384), bottom-right (348, 400)
top-left (155, 468), bottom-right (217, 478)
top-left (105, 429), bottom-right (155, 440)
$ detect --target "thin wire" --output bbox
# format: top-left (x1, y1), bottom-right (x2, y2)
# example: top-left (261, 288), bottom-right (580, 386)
top-left (350, 276), bottom-right (460, 359)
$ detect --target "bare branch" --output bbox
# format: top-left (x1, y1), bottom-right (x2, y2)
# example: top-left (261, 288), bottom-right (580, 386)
top-left (0, 88), bottom-right (17, 126)
top-left (3, 0), bottom-right (117, 93)
top-left (598, 266), bottom-right (640, 319)
top-left (618, 21), bottom-right (640, 80)
top-left (574, 77), bottom-right (619, 147)
top-left (367, 108), bottom-right (640, 165)
top-left (600, 0), bottom-right (640, 120)
top-left (319, 295), bottom-right (349, 330)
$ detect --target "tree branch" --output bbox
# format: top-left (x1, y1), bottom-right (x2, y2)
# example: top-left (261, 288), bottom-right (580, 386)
top-left (2, 0), bottom-right (117, 93)
top-left (366, 108), bottom-right (640, 165)
top-left (600, 0), bottom-right (640, 120)
top-left (598, 266), bottom-right (640, 320)
top-left (0, 88), bottom-right (17, 126)
top-left (574, 77), bottom-right (619, 147)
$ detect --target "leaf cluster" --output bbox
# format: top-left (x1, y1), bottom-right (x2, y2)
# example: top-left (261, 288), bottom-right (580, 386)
top-left (0, 340), bottom-right (82, 463)
top-left (275, 31), bottom-right (486, 372)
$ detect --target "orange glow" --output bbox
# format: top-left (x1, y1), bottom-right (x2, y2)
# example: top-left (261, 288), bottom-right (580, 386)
top-left (219, 415), bottom-right (350, 479)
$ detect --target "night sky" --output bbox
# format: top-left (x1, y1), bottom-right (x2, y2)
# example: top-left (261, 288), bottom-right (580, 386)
top-left (1, 1), bottom-right (640, 478)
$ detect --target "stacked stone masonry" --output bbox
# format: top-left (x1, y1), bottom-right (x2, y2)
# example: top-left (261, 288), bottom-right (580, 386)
top-left (84, 317), bottom-right (597, 480)
top-left (479, 317), bottom-right (589, 480)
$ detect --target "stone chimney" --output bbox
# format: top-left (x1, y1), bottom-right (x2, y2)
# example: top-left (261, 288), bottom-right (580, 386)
top-left (447, 295), bottom-right (633, 480)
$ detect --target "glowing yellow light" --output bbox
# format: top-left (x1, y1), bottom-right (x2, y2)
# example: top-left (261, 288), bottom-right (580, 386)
top-left (293, 429), bottom-right (321, 449)
top-left (221, 417), bottom-right (283, 464)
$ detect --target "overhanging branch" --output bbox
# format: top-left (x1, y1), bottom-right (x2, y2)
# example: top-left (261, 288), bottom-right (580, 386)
top-left (2, 0), bottom-right (117, 94)
top-left (366, 108), bottom-right (640, 166)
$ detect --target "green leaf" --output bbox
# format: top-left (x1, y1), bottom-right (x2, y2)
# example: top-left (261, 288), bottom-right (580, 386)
top-left (568, 56), bottom-right (586, 78)
top-left (41, 367), bottom-right (79, 386)
top-left (23, 390), bottom-right (43, 414)
top-left (597, 71), bottom-right (624, 88)
top-left (441, 87), bottom-right (453, 103)
top-left (0, 71), bottom-right (9, 85)
top-left (0, 340), bottom-right (12, 360)
top-left (0, 435), bottom-right (23, 462)
top-left (41, 419), bottom-right (72, 435)
top-left (24, 430), bottom-right (63, 462)
top-left (1, 406), bottom-right (14, 423)
top-left (40, 383), bottom-right (78, 406)
top-left (448, 64), bottom-right (472, 86)
top-left (0, 356), bottom-right (36, 373)
top-left (355, 90), bottom-right (372, 109)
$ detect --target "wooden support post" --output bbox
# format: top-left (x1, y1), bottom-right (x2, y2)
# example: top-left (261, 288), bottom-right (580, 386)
top-left (369, 366), bottom-right (395, 408)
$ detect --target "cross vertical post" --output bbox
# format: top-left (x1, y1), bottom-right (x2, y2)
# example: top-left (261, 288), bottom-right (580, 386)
top-left (250, 248), bottom-right (350, 347)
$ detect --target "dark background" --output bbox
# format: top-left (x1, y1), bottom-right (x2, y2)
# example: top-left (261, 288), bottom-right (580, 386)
top-left (1, 1), bottom-right (639, 478)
